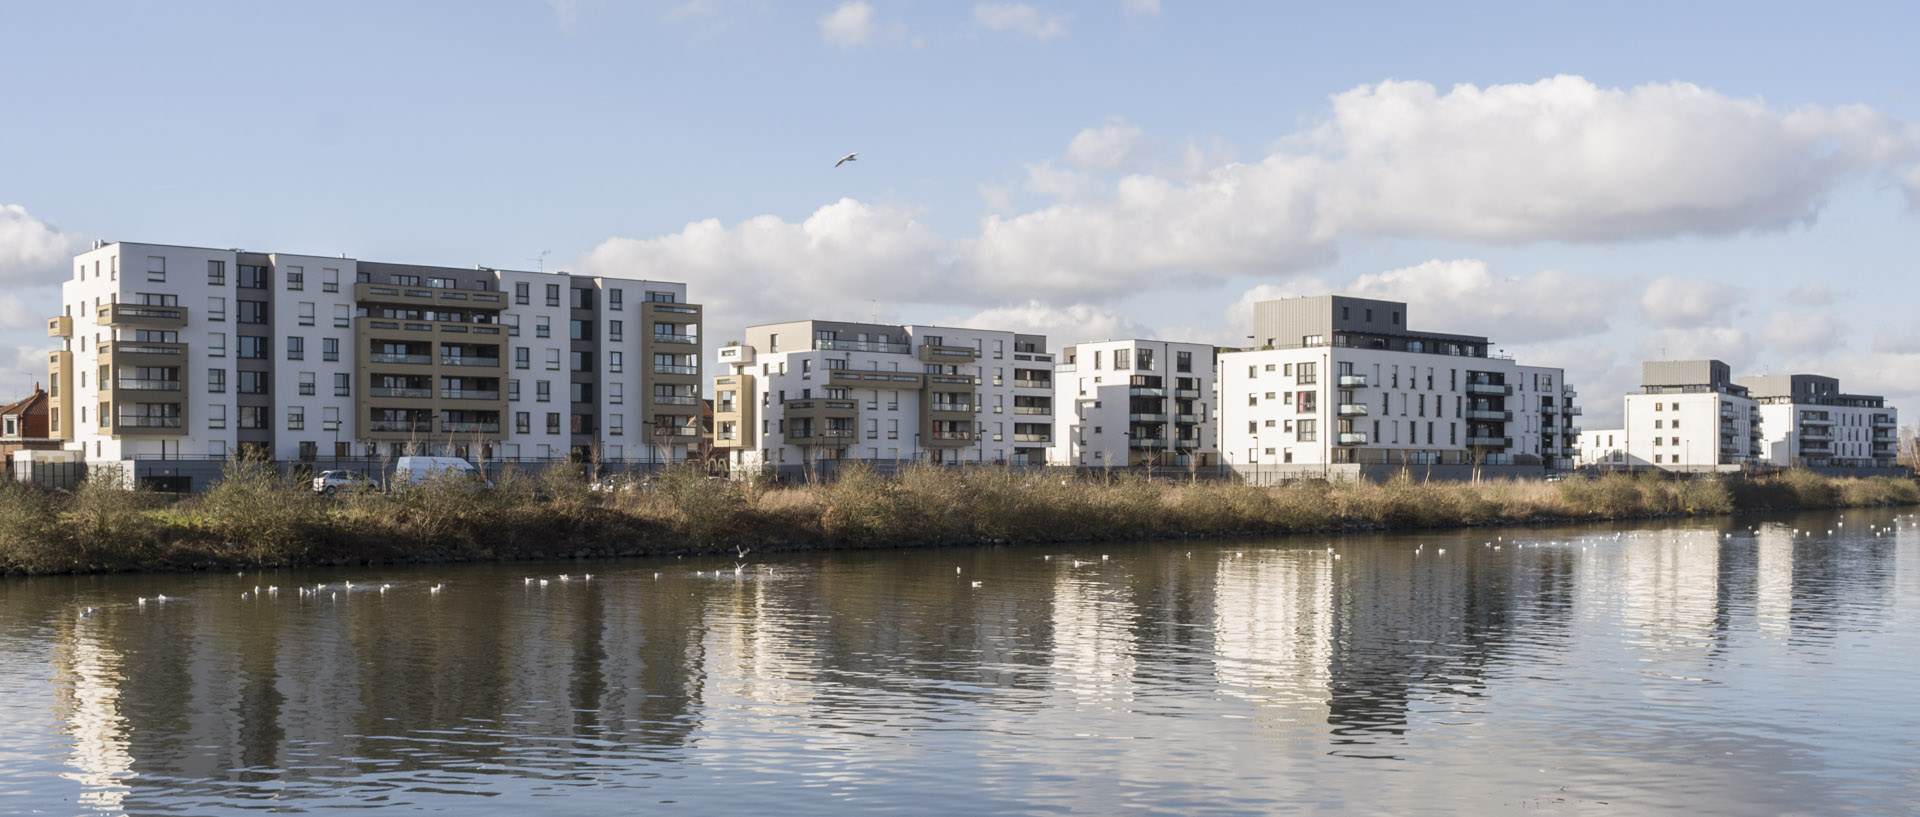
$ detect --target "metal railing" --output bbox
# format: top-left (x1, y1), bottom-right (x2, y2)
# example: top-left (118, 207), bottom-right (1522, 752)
top-left (116, 379), bottom-right (182, 391)
top-left (653, 364), bottom-right (699, 375)
top-left (369, 353), bottom-right (432, 365)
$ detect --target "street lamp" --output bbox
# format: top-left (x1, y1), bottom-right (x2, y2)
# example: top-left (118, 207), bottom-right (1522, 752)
top-left (1252, 434), bottom-right (1260, 486)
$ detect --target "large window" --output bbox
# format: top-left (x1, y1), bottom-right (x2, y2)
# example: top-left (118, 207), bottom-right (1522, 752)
top-left (237, 336), bottom-right (267, 359)
top-left (239, 371), bottom-right (269, 395)
top-left (237, 301), bottom-right (268, 324)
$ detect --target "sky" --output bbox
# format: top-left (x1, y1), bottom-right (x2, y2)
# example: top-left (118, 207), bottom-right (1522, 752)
top-left (3, 0), bottom-right (1919, 429)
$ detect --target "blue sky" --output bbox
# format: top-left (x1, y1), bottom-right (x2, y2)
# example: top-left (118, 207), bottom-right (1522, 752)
top-left (3, 1), bottom-right (1918, 427)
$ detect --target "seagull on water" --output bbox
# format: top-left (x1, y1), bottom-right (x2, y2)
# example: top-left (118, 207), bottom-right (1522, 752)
top-left (834, 152), bottom-right (858, 168)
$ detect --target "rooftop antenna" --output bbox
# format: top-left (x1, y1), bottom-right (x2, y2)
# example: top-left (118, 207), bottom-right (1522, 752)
top-left (870, 299), bottom-right (879, 323)
top-left (529, 250), bottom-right (551, 273)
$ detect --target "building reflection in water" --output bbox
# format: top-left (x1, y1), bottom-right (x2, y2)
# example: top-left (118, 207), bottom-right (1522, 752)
top-left (51, 618), bottom-right (134, 813)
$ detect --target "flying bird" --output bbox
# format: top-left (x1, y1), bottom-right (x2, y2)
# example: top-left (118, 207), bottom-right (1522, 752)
top-left (834, 152), bottom-right (858, 168)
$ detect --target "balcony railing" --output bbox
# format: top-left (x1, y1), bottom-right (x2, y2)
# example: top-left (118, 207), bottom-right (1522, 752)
top-left (1013, 379), bottom-right (1051, 389)
top-left (1541, 403), bottom-right (1559, 414)
top-left (1173, 388), bottom-right (1201, 399)
top-left (654, 364), bottom-right (699, 375)
top-left (930, 403), bottom-right (975, 413)
top-left (1564, 406), bottom-right (1583, 416)
top-left (930, 430), bottom-right (976, 441)
top-left (110, 343), bottom-right (184, 357)
top-left (440, 422), bottom-right (500, 433)
top-left (1464, 409), bottom-right (1510, 421)
top-left (1128, 387), bottom-right (1167, 397)
top-left (1337, 432), bottom-right (1368, 446)
top-left (369, 353), bottom-right (432, 365)
top-left (792, 428), bottom-right (856, 440)
top-left (370, 387), bottom-right (432, 398)
top-left (440, 389), bottom-right (500, 400)
top-left (440, 356), bottom-right (501, 367)
top-left (654, 427), bottom-right (701, 437)
top-left (1129, 413), bottom-right (1168, 422)
top-left (116, 415), bottom-right (182, 428)
top-left (815, 339), bottom-right (909, 354)
top-left (654, 394), bottom-right (700, 406)
top-left (1013, 433), bottom-right (1051, 443)
top-left (652, 333), bottom-right (698, 345)
top-left (646, 303), bottom-right (700, 314)
top-left (1014, 406), bottom-right (1052, 415)
top-left (1561, 426), bottom-right (1580, 436)
top-left (1465, 435), bottom-right (1511, 448)
top-left (368, 421), bottom-right (432, 433)
top-left (1337, 403), bottom-right (1368, 417)
top-left (1465, 382), bottom-right (1512, 396)
top-left (115, 379), bottom-right (182, 391)
top-left (1337, 374), bottom-right (1368, 388)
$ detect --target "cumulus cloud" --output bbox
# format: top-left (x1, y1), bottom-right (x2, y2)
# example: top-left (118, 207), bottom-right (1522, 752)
top-left (973, 3), bottom-right (1068, 40)
top-left (1, 205), bottom-right (90, 287)
top-left (1122, 0), bottom-right (1160, 18)
top-left (1340, 259), bottom-right (1621, 344)
top-left (1762, 309), bottom-right (1846, 356)
top-left (940, 300), bottom-right (1149, 348)
top-left (1872, 328), bottom-right (1920, 355)
top-left (1639, 276), bottom-right (1745, 328)
top-left (1785, 282), bottom-right (1835, 306)
top-left (1066, 118), bottom-right (1152, 170)
top-left (819, 1), bottom-right (874, 46)
top-left (0, 342), bottom-right (54, 397)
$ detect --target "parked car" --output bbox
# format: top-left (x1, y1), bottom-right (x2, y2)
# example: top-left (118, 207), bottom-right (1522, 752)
top-left (311, 470), bottom-right (375, 495)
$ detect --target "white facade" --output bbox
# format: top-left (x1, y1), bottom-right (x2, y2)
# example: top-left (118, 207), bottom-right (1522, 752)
top-left (1741, 374), bottom-right (1898, 468)
top-left (711, 320), bottom-right (1051, 475)
top-left (1622, 390), bottom-right (1760, 472)
top-left (1215, 295), bottom-right (1579, 480)
top-left (1050, 339), bottom-right (1217, 468)
top-left (1577, 428), bottom-right (1628, 468)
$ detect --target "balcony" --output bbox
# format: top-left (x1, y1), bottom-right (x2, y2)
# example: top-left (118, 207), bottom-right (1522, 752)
top-left (98, 303), bottom-right (188, 329)
top-left (1337, 403), bottom-right (1369, 417)
top-left (1053, 363), bottom-right (1077, 373)
top-left (929, 403), bottom-right (976, 415)
top-left (1013, 379), bottom-right (1052, 390)
top-left (1563, 406), bottom-right (1583, 416)
top-left (441, 422), bottom-right (501, 434)
top-left (1175, 413), bottom-right (1201, 424)
top-left (1128, 386), bottom-right (1167, 397)
top-left (115, 378), bottom-right (182, 392)
top-left (1797, 427), bottom-right (1832, 439)
top-left (369, 352), bottom-right (432, 365)
top-left (918, 344), bottom-right (978, 363)
top-left (1874, 416), bottom-right (1898, 428)
top-left (1129, 413), bottom-right (1168, 422)
top-left (1013, 406), bottom-right (1052, 415)
top-left (1337, 374), bottom-right (1368, 388)
top-left (1541, 403), bottom-right (1559, 414)
top-left (440, 389), bottom-right (501, 401)
top-left (790, 428), bottom-right (856, 441)
top-left (114, 413), bottom-right (184, 433)
top-left (1465, 435), bottom-right (1511, 448)
top-left (814, 339), bottom-right (907, 354)
top-left (927, 374), bottom-right (979, 387)
top-left (654, 394), bottom-right (700, 406)
top-left (929, 430), bottom-right (976, 441)
top-left (1013, 433), bottom-right (1052, 443)
top-left (1720, 405), bottom-right (1738, 420)
top-left (103, 342), bottom-right (185, 361)
top-left (1464, 409), bottom-right (1510, 421)
top-left (1173, 388), bottom-right (1201, 399)
top-left (653, 364), bottom-right (699, 375)
top-left (651, 426), bottom-right (701, 438)
top-left (368, 420), bottom-right (432, 433)
top-left (1465, 382), bottom-right (1511, 396)
top-left (642, 302), bottom-right (701, 317)
top-left (1337, 432), bottom-right (1368, 446)
top-left (1561, 426), bottom-right (1581, 436)
top-left (717, 345), bottom-right (754, 365)
top-left (652, 332), bottom-right (698, 345)
top-left (47, 316), bottom-right (71, 338)
top-left (1128, 438), bottom-right (1170, 449)
top-left (439, 356), bottom-right (501, 368)
top-left (370, 386), bottom-right (433, 399)
top-left (1799, 415), bottom-right (1834, 426)
top-left (355, 282), bottom-right (438, 307)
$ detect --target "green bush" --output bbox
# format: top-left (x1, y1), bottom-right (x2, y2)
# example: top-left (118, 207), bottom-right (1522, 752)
top-left (0, 483), bottom-right (67, 573)
top-left (196, 456), bottom-right (322, 564)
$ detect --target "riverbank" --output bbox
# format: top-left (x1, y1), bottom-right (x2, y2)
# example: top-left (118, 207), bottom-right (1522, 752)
top-left (2, 462), bottom-right (1914, 575)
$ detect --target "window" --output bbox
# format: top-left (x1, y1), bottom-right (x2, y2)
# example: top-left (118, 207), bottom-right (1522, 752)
top-left (208, 404), bottom-right (227, 429)
top-left (1116, 349), bottom-right (1131, 370)
top-left (286, 336), bottom-right (304, 360)
top-left (146, 256), bottom-right (166, 282)
top-left (1177, 351), bottom-right (1192, 373)
top-left (333, 304), bottom-right (350, 328)
top-left (609, 414), bottom-right (623, 436)
top-left (1297, 362), bottom-right (1317, 385)
top-left (286, 266), bottom-right (304, 290)
top-left (515, 282), bottom-right (530, 305)
top-left (207, 297), bottom-right (226, 321)
top-left (239, 371), bottom-right (269, 395)
top-left (207, 260), bottom-right (226, 285)
top-left (609, 382), bottom-right (623, 404)
top-left (506, 314), bottom-right (520, 336)
top-left (546, 412), bottom-right (561, 434)
top-left (546, 349), bottom-right (561, 370)
top-left (571, 351), bottom-right (592, 372)
top-left (209, 333), bottom-right (226, 357)
top-left (1297, 418), bottom-right (1317, 442)
top-left (334, 373), bottom-right (350, 396)
top-left (238, 265), bottom-right (267, 289)
top-left (516, 412), bottom-right (531, 434)
top-left (238, 301), bottom-right (268, 324)
top-left (546, 284), bottom-right (561, 307)
top-left (608, 320), bottom-right (622, 341)
top-left (508, 380), bottom-right (520, 401)
top-left (287, 407), bottom-right (305, 430)
top-left (1654, 419), bottom-right (1663, 429)
top-left (608, 351), bottom-right (623, 373)
top-left (238, 336), bottom-right (266, 359)
top-left (609, 288), bottom-right (622, 310)
top-left (207, 369), bottom-right (226, 393)
top-left (322, 268), bottom-right (339, 293)
top-left (536, 380), bottom-right (551, 402)
top-left (298, 372), bottom-right (316, 396)
top-left (239, 406), bottom-right (267, 429)
top-left (646, 290), bottom-right (676, 303)
top-left (298, 302), bottom-right (315, 326)
top-left (536, 316), bottom-right (550, 338)
top-left (515, 347), bottom-right (530, 369)
top-left (570, 319), bottom-right (592, 341)
top-left (322, 337), bottom-right (339, 362)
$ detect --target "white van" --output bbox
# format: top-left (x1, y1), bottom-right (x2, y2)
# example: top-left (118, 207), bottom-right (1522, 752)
top-left (393, 456), bottom-right (489, 488)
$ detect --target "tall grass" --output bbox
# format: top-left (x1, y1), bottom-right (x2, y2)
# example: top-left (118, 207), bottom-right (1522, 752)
top-left (0, 466), bottom-right (1913, 575)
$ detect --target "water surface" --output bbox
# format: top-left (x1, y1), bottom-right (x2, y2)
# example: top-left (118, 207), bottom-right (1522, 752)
top-left (3, 509), bottom-right (1918, 814)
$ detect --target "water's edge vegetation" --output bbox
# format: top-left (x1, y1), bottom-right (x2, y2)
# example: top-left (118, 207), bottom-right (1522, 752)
top-left (1, 461), bottom-right (1914, 576)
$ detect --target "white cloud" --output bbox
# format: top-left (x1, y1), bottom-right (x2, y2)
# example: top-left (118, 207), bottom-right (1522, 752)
top-left (1516, 345), bottom-right (1632, 428)
top-left (1066, 118), bottom-right (1152, 170)
top-left (1785, 282), bottom-right (1835, 306)
top-left (1341, 259), bottom-right (1620, 344)
top-left (1637, 327), bottom-right (1756, 371)
top-left (1872, 328), bottom-right (1920, 355)
top-left (1762, 309), bottom-right (1846, 357)
top-left (1122, 0), bottom-right (1160, 18)
top-left (973, 3), bottom-right (1068, 40)
top-left (940, 300), bottom-right (1149, 348)
top-left (0, 204), bottom-right (90, 287)
top-left (0, 341), bottom-right (55, 398)
top-left (820, 1), bottom-right (874, 46)
top-left (1021, 161), bottom-right (1096, 200)
top-left (1314, 76), bottom-right (1920, 242)
top-left (1223, 278), bottom-right (1333, 342)
top-left (1639, 276), bottom-right (1745, 328)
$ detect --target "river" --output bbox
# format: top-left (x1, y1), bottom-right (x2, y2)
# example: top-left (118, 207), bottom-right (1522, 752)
top-left (3, 508), bottom-right (1918, 815)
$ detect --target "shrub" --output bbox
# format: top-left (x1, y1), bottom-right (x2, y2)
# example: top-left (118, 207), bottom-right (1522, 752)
top-left (197, 455), bottom-right (323, 565)
top-left (0, 483), bottom-right (67, 573)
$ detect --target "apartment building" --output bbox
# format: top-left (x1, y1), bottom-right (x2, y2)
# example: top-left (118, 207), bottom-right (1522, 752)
top-left (710, 320), bottom-right (1051, 477)
top-left (1576, 428), bottom-right (1627, 468)
top-left (1216, 295), bottom-right (1579, 481)
top-left (1740, 374), bottom-right (1898, 469)
top-left (1616, 360), bottom-right (1762, 472)
top-left (1050, 339), bottom-right (1217, 469)
top-left (46, 241), bottom-right (700, 488)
